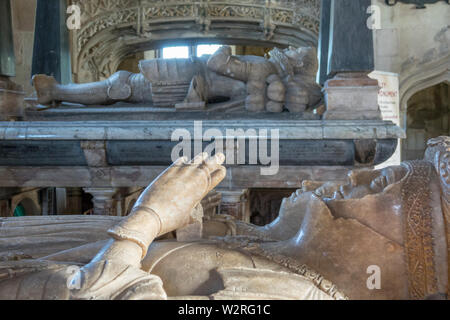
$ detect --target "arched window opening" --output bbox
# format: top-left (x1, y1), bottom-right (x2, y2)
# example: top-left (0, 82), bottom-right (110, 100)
top-left (196, 44), bottom-right (222, 57)
top-left (116, 44), bottom-right (273, 74)
top-left (13, 203), bottom-right (26, 217)
top-left (13, 198), bottom-right (40, 217)
top-left (404, 82), bottom-right (449, 160)
top-left (162, 46), bottom-right (189, 59)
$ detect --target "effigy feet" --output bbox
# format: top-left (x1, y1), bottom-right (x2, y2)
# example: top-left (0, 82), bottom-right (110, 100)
top-left (32, 74), bottom-right (57, 105)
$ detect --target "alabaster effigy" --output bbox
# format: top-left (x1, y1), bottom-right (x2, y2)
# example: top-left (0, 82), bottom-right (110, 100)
top-left (1, 137), bottom-right (449, 300)
top-left (31, 46), bottom-right (322, 113)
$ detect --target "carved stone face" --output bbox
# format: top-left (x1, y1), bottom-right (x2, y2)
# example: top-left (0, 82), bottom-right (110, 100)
top-left (281, 166), bottom-right (408, 212)
top-left (334, 165), bottom-right (408, 200)
top-left (425, 136), bottom-right (450, 199)
top-left (269, 46), bottom-right (318, 78)
top-left (284, 46), bottom-right (318, 76)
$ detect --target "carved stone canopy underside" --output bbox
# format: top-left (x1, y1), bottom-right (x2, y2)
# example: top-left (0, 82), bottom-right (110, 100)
top-left (68, 0), bottom-right (320, 82)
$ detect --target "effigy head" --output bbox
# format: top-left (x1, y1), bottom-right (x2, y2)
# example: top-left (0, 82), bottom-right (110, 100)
top-left (425, 136), bottom-right (450, 200)
top-left (307, 165), bottom-right (408, 201)
top-left (269, 46), bottom-right (318, 78)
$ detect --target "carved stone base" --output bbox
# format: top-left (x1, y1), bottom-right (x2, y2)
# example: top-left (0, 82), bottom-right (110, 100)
top-left (323, 72), bottom-right (382, 120)
top-left (175, 101), bottom-right (206, 110)
top-left (83, 187), bottom-right (117, 216)
top-left (0, 76), bottom-right (24, 121)
top-left (218, 189), bottom-right (248, 221)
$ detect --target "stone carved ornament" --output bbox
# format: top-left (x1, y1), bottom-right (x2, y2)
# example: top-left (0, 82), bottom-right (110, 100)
top-left (33, 45), bottom-right (323, 113)
top-left (67, 0), bottom-right (320, 83)
top-left (0, 137), bottom-right (449, 300)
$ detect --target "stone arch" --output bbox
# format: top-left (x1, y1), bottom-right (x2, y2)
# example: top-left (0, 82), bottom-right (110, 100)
top-left (399, 54), bottom-right (450, 160)
top-left (399, 54), bottom-right (450, 127)
top-left (11, 190), bottom-right (41, 216)
top-left (69, 0), bottom-right (320, 82)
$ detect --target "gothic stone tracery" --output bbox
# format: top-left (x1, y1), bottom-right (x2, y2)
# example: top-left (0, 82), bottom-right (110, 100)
top-left (68, 0), bottom-right (320, 82)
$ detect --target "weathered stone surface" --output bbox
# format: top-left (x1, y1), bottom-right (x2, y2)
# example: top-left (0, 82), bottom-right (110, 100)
top-left (0, 120), bottom-right (405, 140)
top-left (80, 141), bottom-right (108, 167)
top-left (24, 106), bottom-right (320, 122)
top-left (0, 77), bottom-right (24, 121)
top-left (177, 222), bottom-right (203, 242)
top-left (0, 138), bottom-right (397, 167)
top-left (0, 141), bottom-right (86, 166)
top-left (323, 73), bottom-right (382, 120)
top-left (0, 138), bottom-right (449, 300)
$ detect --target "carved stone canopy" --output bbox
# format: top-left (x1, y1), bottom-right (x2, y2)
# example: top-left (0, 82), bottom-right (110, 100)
top-left (68, 0), bottom-right (320, 83)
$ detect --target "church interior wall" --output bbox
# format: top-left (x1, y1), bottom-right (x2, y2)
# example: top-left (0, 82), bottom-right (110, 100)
top-left (372, 0), bottom-right (449, 161)
top-left (0, 0), bottom-right (448, 231)
top-left (9, 0), bottom-right (37, 95)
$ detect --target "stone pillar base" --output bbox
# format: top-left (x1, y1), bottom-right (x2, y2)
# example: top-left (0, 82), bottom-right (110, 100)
top-left (217, 189), bottom-right (248, 222)
top-left (0, 76), bottom-right (24, 121)
top-left (323, 72), bottom-right (382, 120)
top-left (84, 188), bottom-right (117, 215)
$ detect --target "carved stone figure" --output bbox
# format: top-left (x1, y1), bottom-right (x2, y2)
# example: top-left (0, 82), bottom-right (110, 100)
top-left (32, 46), bottom-right (322, 113)
top-left (1, 137), bottom-right (449, 300)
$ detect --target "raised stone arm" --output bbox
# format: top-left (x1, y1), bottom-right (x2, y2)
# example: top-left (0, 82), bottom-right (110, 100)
top-left (72, 153), bottom-right (226, 299)
top-left (207, 46), bottom-right (283, 112)
top-left (100, 152), bottom-right (226, 265)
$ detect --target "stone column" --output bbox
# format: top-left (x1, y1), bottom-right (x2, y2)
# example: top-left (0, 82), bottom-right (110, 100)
top-left (317, 0), bottom-right (332, 86)
top-left (319, 0), bottom-right (381, 120)
top-left (0, 199), bottom-right (10, 217)
top-left (65, 187), bottom-right (83, 214)
top-left (41, 188), bottom-right (50, 216)
top-left (0, 0), bottom-right (24, 120)
top-left (217, 189), bottom-right (248, 222)
top-left (55, 187), bottom-right (67, 213)
top-left (0, 0), bottom-right (15, 77)
top-left (32, 0), bottom-right (71, 84)
top-left (83, 188), bottom-right (117, 216)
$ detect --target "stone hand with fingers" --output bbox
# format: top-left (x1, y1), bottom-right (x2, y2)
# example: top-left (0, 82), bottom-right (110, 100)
top-left (101, 152), bottom-right (227, 263)
top-left (72, 153), bottom-right (227, 299)
top-left (126, 152), bottom-right (226, 236)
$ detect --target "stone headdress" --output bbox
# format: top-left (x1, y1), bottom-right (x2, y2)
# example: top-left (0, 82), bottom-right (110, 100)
top-left (424, 136), bottom-right (450, 298)
top-left (398, 136), bottom-right (450, 299)
top-left (268, 46), bottom-right (318, 79)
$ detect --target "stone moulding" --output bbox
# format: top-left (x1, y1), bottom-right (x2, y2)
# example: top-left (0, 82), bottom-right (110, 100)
top-left (67, 0), bottom-right (320, 83)
top-left (385, 0), bottom-right (449, 9)
top-left (0, 120), bottom-right (403, 170)
top-left (0, 120), bottom-right (405, 141)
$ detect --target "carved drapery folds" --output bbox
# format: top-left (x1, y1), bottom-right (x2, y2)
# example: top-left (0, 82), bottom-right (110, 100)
top-left (68, 0), bottom-right (320, 83)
